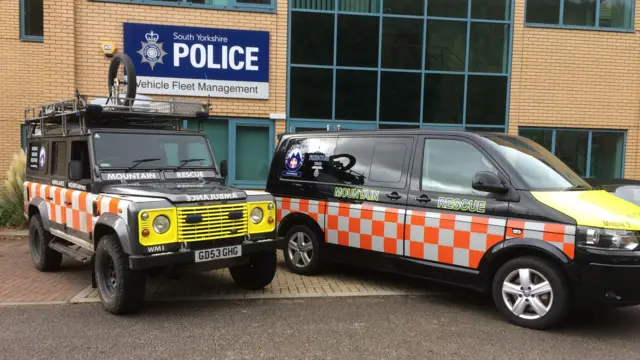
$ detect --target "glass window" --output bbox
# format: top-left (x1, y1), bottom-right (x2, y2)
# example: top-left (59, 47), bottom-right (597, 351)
top-left (381, 18), bottom-right (423, 70)
top-left (599, 0), bottom-right (634, 29)
top-left (563, 0), bottom-right (597, 26)
top-left (589, 131), bottom-right (625, 178)
top-left (335, 70), bottom-right (377, 121)
top-left (27, 141), bottom-right (47, 173)
top-left (526, 0), bottom-right (561, 24)
top-left (428, 0), bottom-right (468, 18)
top-left (468, 22), bottom-right (509, 73)
top-left (555, 130), bottom-right (589, 177)
top-left (383, 0), bottom-right (424, 16)
top-left (380, 72), bottom-right (421, 123)
top-left (236, 126), bottom-right (270, 182)
top-left (471, 0), bottom-right (512, 21)
top-left (423, 74), bottom-right (465, 124)
top-left (466, 127), bottom-right (506, 133)
top-left (193, 120), bottom-right (229, 169)
top-left (338, 0), bottom-right (380, 13)
top-left (51, 142), bottom-right (68, 177)
top-left (290, 67), bottom-right (333, 119)
top-left (70, 141), bottom-right (91, 180)
top-left (379, 123), bottom-right (421, 129)
top-left (22, 0), bottom-right (43, 39)
top-left (337, 15), bottom-right (380, 68)
top-left (291, 12), bottom-right (334, 66)
top-left (293, 0), bottom-right (335, 10)
top-left (280, 136), bottom-right (338, 182)
top-left (369, 141), bottom-right (410, 185)
top-left (465, 75), bottom-right (508, 125)
top-left (93, 133), bottom-right (214, 170)
top-left (422, 139), bottom-right (497, 196)
top-left (425, 20), bottom-right (467, 72)
top-left (518, 128), bottom-right (553, 152)
top-left (484, 134), bottom-right (591, 190)
top-left (332, 137), bottom-right (373, 186)
top-left (236, 0), bottom-right (271, 4)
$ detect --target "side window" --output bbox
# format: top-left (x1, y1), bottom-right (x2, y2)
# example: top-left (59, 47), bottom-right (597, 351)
top-left (51, 141), bottom-right (68, 177)
top-left (26, 141), bottom-right (48, 174)
top-left (280, 136), bottom-right (337, 182)
top-left (421, 139), bottom-right (497, 196)
top-left (331, 137), bottom-right (412, 188)
top-left (70, 141), bottom-right (91, 180)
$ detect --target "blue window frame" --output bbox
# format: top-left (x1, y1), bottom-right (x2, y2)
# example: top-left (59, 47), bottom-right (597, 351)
top-left (20, 0), bottom-right (44, 42)
top-left (286, 0), bottom-right (514, 134)
top-left (519, 127), bottom-right (627, 179)
top-left (90, 0), bottom-right (276, 13)
top-left (525, 0), bottom-right (635, 32)
top-left (186, 118), bottom-right (275, 189)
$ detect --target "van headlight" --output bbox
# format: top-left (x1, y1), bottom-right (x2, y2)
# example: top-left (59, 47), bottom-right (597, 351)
top-left (250, 208), bottom-right (264, 224)
top-left (153, 215), bottom-right (171, 234)
top-left (577, 226), bottom-right (639, 250)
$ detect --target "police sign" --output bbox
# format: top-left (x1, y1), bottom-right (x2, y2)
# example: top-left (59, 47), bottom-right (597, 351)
top-left (123, 22), bottom-right (269, 100)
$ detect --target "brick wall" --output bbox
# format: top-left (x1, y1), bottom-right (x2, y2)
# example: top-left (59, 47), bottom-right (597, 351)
top-left (509, 0), bottom-right (640, 179)
top-left (0, 0), bottom-right (287, 177)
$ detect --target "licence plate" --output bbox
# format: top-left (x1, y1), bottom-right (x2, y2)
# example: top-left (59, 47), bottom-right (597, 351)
top-left (195, 245), bottom-right (242, 263)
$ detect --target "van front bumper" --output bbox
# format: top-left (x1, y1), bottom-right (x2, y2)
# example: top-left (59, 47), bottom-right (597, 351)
top-left (128, 236), bottom-right (285, 270)
top-left (573, 247), bottom-right (640, 306)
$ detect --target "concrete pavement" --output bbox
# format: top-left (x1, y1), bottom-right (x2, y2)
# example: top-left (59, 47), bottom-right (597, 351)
top-left (1, 295), bottom-right (640, 360)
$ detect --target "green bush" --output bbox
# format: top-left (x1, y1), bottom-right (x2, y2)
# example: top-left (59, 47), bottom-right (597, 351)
top-left (0, 150), bottom-right (27, 228)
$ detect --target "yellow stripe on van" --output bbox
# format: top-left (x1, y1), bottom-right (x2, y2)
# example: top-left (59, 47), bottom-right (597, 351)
top-left (531, 190), bottom-right (640, 230)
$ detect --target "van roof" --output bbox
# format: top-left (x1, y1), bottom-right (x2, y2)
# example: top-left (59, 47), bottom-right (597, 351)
top-left (279, 128), bottom-right (511, 140)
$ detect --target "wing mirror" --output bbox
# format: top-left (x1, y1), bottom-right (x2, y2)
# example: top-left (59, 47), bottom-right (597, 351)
top-left (219, 160), bottom-right (228, 178)
top-left (472, 171), bottom-right (509, 194)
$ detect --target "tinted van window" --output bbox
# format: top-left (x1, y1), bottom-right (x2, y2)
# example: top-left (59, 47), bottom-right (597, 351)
top-left (280, 136), bottom-right (338, 182)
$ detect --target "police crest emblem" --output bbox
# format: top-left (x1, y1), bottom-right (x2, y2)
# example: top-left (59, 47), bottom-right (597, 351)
top-left (137, 31), bottom-right (167, 70)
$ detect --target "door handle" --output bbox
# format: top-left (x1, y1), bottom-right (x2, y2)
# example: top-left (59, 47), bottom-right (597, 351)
top-left (46, 196), bottom-right (53, 201)
top-left (386, 192), bottom-right (402, 200)
top-left (64, 201), bottom-right (72, 206)
top-left (414, 194), bottom-right (431, 203)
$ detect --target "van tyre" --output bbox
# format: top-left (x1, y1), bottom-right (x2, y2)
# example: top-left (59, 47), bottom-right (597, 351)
top-left (28, 214), bottom-right (62, 272)
top-left (283, 225), bottom-right (324, 275)
top-left (492, 256), bottom-right (570, 330)
top-left (95, 234), bottom-right (146, 315)
top-left (230, 249), bottom-right (277, 290)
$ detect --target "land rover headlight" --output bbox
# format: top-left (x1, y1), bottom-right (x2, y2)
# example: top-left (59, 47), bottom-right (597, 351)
top-left (153, 215), bottom-right (171, 234)
top-left (250, 208), bottom-right (264, 224)
top-left (577, 226), bottom-right (639, 250)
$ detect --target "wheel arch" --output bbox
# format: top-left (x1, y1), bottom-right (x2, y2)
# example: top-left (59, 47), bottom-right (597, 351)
top-left (277, 212), bottom-right (324, 240)
top-left (28, 198), bottom-right (51, 231)
top-left (94, 213), bottom-right (133, 254)
top-left (478, 238), bottom-right (572, 291)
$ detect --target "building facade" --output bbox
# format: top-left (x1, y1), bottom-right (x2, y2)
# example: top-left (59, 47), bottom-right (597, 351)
top-left (1, 0), bottom-right (639, 187)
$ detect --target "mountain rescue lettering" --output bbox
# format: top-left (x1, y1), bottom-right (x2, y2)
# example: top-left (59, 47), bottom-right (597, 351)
top-left (105, 173), bottom-right (160, 181)
top-left (186, 193), bottom-right (239, 202)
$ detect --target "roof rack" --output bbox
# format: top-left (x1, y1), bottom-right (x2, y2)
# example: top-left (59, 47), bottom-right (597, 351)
top-left (24, 94), bottom-right (211, 138)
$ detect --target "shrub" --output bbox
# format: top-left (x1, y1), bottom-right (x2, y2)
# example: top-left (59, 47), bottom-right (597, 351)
top-left (0, 150), bottom-right (27, 228)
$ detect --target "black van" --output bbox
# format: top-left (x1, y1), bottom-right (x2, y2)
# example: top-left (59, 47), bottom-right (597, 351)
top-left (266, 129), bottom-right (640, 330)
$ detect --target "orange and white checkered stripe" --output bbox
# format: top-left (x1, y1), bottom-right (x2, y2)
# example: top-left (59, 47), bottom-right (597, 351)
top-left (506, 219), bottom-right (576, 259)
top-left (24, 181), bottom-right (132, 234)
top-left (326, 202), bottom-right (405, 256)
top-left (275, 197), bottom-right (327, 231)
top-left (404, 210), bottom-right (507, 269)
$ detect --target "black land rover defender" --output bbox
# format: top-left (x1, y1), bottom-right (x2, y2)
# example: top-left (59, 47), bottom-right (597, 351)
top-left (23, 55), bottom-right (282, 314)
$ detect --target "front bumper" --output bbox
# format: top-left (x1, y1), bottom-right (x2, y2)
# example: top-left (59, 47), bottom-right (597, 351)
top-left (572, 246), bottom-right (640, 306)
top-left (129, 236), bottom-right (286, 270)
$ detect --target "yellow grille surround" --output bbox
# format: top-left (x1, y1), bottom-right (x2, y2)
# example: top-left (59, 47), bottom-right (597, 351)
top-left (177, 203), bottom-right (248, 242)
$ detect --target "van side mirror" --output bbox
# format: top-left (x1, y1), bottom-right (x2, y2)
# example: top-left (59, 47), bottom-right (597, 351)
top-left (68, 160), bottom-right (83, 182)
top-left (220, 160), bottom-right (228, 178)
top-left (472, 171), bottom-right (508, 194)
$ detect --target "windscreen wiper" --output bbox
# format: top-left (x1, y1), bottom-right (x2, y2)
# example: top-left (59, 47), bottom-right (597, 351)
top-left (127, 158), bottom-right (161, 171)
top-left (566, 184), bottom-right (591, 191)
top-left (177, 158), bottom-right (205, 169)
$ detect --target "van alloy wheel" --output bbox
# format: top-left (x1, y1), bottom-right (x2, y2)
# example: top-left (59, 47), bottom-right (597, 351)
top-left (287, 232), bottom-right (314, 268)
top-left (501, 268), bottom-right (553, 320)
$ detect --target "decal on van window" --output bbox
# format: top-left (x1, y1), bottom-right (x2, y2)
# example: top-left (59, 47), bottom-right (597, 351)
top-left (334, 186), bottom-right (380, 202)
top-left (282, 146), bottom-right (304, 177)
top-left (436, 197), bottom-right (487, 214)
